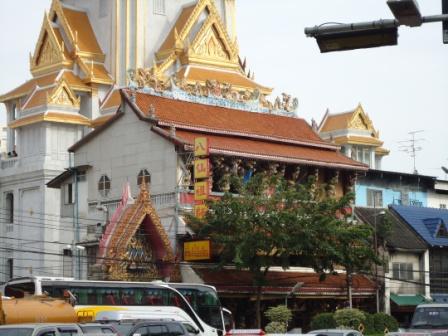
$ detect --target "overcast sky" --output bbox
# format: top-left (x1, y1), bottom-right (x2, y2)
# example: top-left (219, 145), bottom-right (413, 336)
top-left (0, 1), bottom-right (447, 178)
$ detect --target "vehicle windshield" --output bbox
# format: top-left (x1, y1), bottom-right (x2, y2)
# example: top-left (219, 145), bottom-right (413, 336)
top-left (0, 328), bottom-right (33, 336)
top-left (411, 307), bottom-right (448, 329)
top-left (173, 286), bottom-right (223, 331)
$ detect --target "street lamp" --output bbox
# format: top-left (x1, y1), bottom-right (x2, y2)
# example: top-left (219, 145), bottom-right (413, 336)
top-left (304, 0), bottom-right (448, 52)
top-left (285, 282), bottom-right (303, 307)
top-left (304, 20), bottom-right (398, 53)
top-left (372, 209), bottom-right (386, 313)
top-left (387, 0), bottom-right (423, 27)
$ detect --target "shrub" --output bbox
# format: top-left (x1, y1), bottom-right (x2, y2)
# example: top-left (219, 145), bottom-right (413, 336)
top-left (265, 321), bottom-right (287, 334)
top-left (373, 313), bottom-right (398, 333)
top-left (264, 305), bottom-right (292, 325)
top-left (334, 308), bottom-right (366, 330)
top-left (363, 313), bottom-right (375, 335)
top-left (310, 312), bottom-right (337, 330)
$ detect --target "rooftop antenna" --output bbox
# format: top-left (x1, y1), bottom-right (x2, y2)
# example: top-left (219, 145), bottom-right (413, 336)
top-left (398, 130), bottom-right (424, 174)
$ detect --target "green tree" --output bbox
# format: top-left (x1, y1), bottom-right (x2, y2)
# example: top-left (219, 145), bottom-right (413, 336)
top-left (188, 173), bottom-right (378, 327)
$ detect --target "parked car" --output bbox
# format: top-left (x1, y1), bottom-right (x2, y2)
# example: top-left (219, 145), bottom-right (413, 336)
top-left (307, 329), bottom-right (362, 336)
top-left (0, 323), bottom-right (116, 336)
top-left (78, 323), bottom-right (119, 335)
top-left (115, 320), bottom-right (190, 336)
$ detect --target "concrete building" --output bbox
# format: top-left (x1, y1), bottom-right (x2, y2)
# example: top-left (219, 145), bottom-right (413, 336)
top-left (0, 0), bottom-right (237, 282)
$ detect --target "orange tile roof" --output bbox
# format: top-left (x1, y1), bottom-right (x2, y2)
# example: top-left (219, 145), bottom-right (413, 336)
top-left (61, 71), bottom-right (90, 91)
top-left (91, 64), bottom-right (112, 83)
top-left (320, 111), bottom-right (353, 132)
top-left (167, 129), bottom-right (367, 170)
top-left (62, 7), bottom-right (103, 55)
top-left (178, 66), bottom-right (271, 93)
top-left (158, 4), bottom-right (196, 54)
top-left (133, 91), bottom-right (330, 147)
top-left (22, 88), bottom-right (52, 109)
top-left (0, 73), bottom-right (58, 101)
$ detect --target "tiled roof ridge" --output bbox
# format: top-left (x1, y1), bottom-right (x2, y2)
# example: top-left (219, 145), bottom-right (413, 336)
top-left (157, 120), bottom-right (339, 151)
top-left (126, 89), bottom-right (339, 150)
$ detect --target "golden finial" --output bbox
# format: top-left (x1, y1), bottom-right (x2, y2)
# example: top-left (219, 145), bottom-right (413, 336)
top-left (74, 31), bottom-right (79, 51)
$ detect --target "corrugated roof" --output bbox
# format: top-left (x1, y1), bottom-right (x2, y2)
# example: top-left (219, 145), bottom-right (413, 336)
top-left (355, 207), bottom-right (427, 251)
top-left (192, 267), bottom-right (375, 296)
top-left (390, 205), bottom-right (448, 247)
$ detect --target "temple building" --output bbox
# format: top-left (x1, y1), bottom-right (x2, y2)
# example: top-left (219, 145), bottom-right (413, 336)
top-left (318, 104), bottom-right (389, 169)
top-left (1, 0), bottom-right (377, 327)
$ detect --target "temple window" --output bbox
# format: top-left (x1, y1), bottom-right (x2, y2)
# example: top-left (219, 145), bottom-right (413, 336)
top-left (5, 192), bottom-right (14, 223)
top-left (137, 169), bottom-right (151, 186)
top-left (98, 175), bottom-right (111, 197)
top-left (153, 0), bottom-right (166, 15)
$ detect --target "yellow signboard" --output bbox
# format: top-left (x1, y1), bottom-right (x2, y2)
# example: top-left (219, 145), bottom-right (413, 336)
top-left (194, 159), bottom-right (209, 179)
top-left (194, 137), bottom-right (209, 157)
top-left (194, 203), bottom-right (208, 218)
top-left (194, 181), bottom-right (209, 200)
top-left (184, 240), bottom-right (211, 261)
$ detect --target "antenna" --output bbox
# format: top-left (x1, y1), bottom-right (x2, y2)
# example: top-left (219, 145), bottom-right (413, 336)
top-left (398, 130), bottom-right (424, 174)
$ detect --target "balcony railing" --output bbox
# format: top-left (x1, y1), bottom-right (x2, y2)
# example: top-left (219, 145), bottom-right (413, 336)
top-left (1, 158), bottom-right (18, 169)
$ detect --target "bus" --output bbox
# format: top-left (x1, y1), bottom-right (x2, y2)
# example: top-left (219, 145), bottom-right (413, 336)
top-left (1, 276), bottom-right (225, 336)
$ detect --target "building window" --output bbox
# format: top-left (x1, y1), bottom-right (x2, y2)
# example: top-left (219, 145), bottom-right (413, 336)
top-left (367, 189), bottom-right (383, 208)
top-left (137, 169), bottom-right (151, 186)
top-left (153, 0), bottom-right (166, 15)
top-left (440, 204), bottom-right (447, 209)
top-left (64, 183), bottom-right (74, 204)
top-left (5, 192), bottom-right (13, 223)
top-left (62, 249), bottom-right (73, 277)
top-left (98, 175), bottom-right (111, 197)
top-left (392, 262), bottom-right (414, 280)
top-left (7, 258), bottom-right (13, 279)
top-left (77, 171), bottom-right (86, 182)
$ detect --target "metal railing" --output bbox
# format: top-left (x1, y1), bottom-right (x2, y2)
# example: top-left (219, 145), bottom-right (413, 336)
top-left (1, 158), bottom-right (18, 169)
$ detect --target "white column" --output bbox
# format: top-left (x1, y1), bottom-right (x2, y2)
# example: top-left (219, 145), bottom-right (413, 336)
top-left (384, 258), bottom-right (391, 314)
top-left (370, 149), bottom-right (376, 169)
top-left (424, 250), bottom-right (431, 298)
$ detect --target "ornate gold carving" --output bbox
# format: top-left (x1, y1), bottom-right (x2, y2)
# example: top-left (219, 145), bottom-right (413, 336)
top-left (193, 28), bottom-right (229, 61)
top-left (350, 115), bottom-right (368, 130)
top-left (37, 36), bottom-right (61, 67)
top-left (48, 80), bottom-right (80, 107)
top-left (104, 182), bottom-right (177, 282)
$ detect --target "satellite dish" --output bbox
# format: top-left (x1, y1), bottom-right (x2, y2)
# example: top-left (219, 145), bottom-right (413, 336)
top-left (442, 166), bottom-right (448, 174)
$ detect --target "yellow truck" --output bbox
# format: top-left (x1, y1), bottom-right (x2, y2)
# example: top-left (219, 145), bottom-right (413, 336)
top-left (0, 295), bottom-right (77, 325)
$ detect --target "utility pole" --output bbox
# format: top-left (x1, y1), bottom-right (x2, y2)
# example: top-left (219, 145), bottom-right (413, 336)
top-left (398, 130), bottom-right (424, 174)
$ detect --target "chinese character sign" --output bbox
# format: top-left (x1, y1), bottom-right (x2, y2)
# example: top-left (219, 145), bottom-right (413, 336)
top-left (194, 137), bottom-right (209, 157)
top-left (194, 203), bottom-right (208, 218)
top-left (194, 158), bottom-right (209, 179)
top-left (194, 181), bottom-right (209, 200)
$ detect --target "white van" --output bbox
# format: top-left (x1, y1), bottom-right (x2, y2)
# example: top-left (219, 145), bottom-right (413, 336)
top-left (93, 307), bottom-right (201, 336)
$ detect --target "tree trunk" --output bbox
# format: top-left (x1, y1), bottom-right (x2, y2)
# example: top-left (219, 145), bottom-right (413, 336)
top-left (256, 284), bottom-right (262, 328)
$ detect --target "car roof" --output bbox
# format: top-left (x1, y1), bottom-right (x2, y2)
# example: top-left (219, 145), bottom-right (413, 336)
top-left (308, 329), bottom-right (360, 333)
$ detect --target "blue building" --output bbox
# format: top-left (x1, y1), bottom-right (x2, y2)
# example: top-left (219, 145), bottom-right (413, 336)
top-left (390, 205), bottom-right (448, 301)
top-left (355, 169), bottom-right (435, 208)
